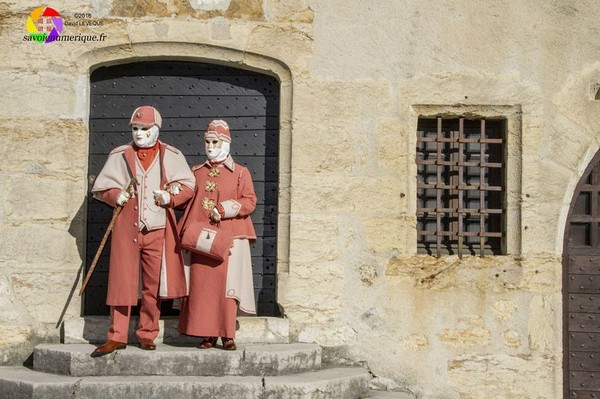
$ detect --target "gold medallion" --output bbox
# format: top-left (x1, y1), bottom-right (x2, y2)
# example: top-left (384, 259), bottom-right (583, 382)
top-left (201, 197), bottom-right (215, 209)
top-left (204, 181), bottom-right (217, 192)
top-left (208, 167), bottom-right (220, 177)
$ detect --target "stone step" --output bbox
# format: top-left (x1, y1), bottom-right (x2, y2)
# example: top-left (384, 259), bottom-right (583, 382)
top-left (33, 343), bottom-right (321, 377)
top-left (366, 390), bottom-right (416, 398)
top-left (0, 366), bottom-right (371, 399)
top-left (62, 316), bottom-right (289, 344)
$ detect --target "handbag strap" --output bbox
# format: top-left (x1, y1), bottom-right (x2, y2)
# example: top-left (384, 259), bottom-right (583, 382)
top-left (178, 180), bottom-right (221, 228)
top-left (178, 183), bottom-right (198, 234)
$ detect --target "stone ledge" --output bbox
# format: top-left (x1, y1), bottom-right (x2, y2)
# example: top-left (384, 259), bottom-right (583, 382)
top-left (33, 343), bottom-right (321, 377)
top-left (62, 316), bottom-right (289, 344)
top-left (0, 366), bottom-right (371, 399)
top-left (366, 390), bottom-right (416, 399)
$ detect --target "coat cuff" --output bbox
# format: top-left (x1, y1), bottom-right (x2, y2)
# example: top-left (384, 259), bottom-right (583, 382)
top-left (220, 199), bottom-right (242, 218)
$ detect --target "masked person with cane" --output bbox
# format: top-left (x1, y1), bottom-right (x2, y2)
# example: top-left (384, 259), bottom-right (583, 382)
top-left (178, 119), bottom-right (257, 350)
top-left (89, 106), bottom-right (195, 357)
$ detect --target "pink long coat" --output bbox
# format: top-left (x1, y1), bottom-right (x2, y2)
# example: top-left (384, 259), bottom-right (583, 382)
top-left (93, 143), bottom-right (195, 306)
top-left (178, 155), bottom-right (257, 337)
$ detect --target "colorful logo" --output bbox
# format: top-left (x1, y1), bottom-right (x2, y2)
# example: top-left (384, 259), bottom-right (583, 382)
top-left (26, 6), bottom-right (63, 44)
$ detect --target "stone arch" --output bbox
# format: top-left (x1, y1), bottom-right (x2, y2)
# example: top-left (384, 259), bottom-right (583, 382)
top-left (556, 144), bottom-right (600, 254)
top-left (76, 42), bottom-right (293, 315)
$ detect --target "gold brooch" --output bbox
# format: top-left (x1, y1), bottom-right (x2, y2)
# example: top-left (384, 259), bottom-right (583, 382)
top-left (201, 197), bottom-right (215, 209)
top-left (208, 167), bottom-right (220, 177)
top-left (205, 181), bottom-right (217, 192)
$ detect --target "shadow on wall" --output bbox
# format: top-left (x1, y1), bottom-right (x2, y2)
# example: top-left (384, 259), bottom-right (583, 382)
top-left (59, 197), bottom-right (87, 331)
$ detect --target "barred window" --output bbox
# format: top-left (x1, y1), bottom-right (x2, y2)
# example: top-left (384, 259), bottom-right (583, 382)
top-left (416, 117), bottom-right (506, 256)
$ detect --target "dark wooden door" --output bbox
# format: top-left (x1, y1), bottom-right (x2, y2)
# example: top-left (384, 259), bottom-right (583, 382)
top-left (85, 61), bottom-right (280, 316)
top-left (564, 151), bottom-right (600, 398)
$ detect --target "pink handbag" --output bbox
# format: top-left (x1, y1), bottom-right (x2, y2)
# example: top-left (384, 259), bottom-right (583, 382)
top-left (180, 221), bottom-right (233, 262)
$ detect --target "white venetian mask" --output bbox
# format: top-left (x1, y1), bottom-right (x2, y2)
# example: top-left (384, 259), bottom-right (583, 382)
top-left (205, 135), bottom-right (230, 162)
top-left (132, 124), bottom-right (159, 148)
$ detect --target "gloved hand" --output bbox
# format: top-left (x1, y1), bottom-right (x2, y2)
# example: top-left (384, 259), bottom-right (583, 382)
top-left (116, 190), bottom-right (130, 206)
top-left (210, 207), bottom-right (222, 222)
top-left (153, 190), bottom-right (171, 207)
top-left (167, 182), bottom-right (182, 196)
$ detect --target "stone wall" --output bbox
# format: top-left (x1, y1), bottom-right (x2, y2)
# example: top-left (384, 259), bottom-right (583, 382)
top-left (2, 0), bottom-right (600, 397)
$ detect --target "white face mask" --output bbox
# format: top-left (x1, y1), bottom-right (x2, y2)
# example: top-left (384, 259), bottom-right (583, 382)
top-left (132, 124), bottom-right (159, 148)
top-left (205, 136), bottom-right (230, 162)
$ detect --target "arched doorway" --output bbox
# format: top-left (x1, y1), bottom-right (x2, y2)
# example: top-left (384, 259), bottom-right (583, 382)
top-left (563, 150), bottom-right (600, 398)
top-left (85, 60), bottom-right (280, 316)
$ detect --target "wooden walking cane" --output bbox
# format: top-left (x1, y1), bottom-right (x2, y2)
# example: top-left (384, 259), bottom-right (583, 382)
top-left (79, 178), bottom-right (138, 296)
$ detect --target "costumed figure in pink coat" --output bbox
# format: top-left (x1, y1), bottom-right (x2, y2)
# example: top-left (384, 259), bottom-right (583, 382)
top-left (90, 106), bottom-right (195, 357)
top-left (178, 119), bottom-right (257, 350)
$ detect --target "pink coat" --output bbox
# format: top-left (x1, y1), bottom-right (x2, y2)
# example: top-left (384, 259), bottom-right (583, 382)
top-left (94, 143), bottom-right (195, 306)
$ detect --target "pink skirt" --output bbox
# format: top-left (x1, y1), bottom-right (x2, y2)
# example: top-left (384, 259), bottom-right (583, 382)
top-left (178, 239), bottom-right (255, 338)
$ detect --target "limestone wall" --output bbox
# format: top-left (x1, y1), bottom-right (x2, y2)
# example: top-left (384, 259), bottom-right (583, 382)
top-left (2, 0), bottom-right (600, 397)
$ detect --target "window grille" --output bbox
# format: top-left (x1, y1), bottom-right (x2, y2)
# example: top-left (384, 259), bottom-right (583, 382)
top-left (416, 117), bottom-right (505, 256)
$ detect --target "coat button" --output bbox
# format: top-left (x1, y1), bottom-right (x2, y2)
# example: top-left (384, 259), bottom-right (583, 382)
top-left (133, 238), bottom-right (137, 243)
top-left (134, 206), bottom-right (138, 210)
top-left (134, 222), bottom-right (138, 227)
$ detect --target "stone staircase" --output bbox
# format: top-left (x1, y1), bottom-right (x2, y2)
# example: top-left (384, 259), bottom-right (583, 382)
top-left (0, 317), bottom-right (411, 398)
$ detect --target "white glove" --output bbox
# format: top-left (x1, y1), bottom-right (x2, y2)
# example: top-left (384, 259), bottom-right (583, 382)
top-left (153, 190), bottom-right (171, 206)
top-left (167, 182), bottom-right (182, 196)
top-left (116, 190), bottom-right (130, 206)
top-left (210, 207), bottom-right (222, 222)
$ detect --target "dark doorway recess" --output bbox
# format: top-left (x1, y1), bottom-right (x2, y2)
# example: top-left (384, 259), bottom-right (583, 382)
top-left (85, 61), bottom-right (280, 317)
top-left (563, 150), bottom-right (600, 398)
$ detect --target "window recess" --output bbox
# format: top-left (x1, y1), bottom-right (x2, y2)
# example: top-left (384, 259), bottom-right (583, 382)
top-left (416, 116), bottom-right (506, 257)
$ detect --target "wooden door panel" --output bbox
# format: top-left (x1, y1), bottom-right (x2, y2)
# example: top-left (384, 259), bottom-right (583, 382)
top-left (564, 154), bottom-right (600, 398)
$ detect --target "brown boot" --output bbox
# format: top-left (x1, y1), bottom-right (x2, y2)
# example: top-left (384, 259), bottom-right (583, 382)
top-left (198, 337), bottom-right (217, 349)
top-left (221, 337), bottom-right (236, 351)
top-left (91, 340), bottom-right (126, 358)
top-left (138, 338), bottom-right (156, 350)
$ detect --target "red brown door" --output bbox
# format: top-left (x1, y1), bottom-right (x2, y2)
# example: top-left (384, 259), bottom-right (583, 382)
top-left (563, 151), bottom-right (600, 398)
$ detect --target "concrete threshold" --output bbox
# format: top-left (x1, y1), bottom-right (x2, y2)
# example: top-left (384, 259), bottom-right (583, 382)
top-left (62, 316), bottom-right (289, 345)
